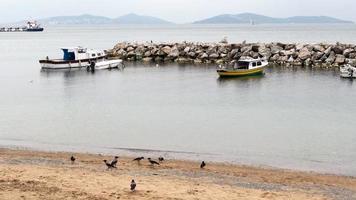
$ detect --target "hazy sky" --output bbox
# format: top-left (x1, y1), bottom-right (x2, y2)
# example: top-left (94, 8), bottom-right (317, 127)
top-left (1, 0), bottom-right (355, 23)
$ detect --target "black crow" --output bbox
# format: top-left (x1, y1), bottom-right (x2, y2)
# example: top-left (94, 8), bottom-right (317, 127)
top-left (110, 156), bottom-right (119, 167)
top-left (130, 179), bottom-right (136, 191)
top-left (158, 157), bottom-right (164, 162)
top-left (103, 160), bottom-right (117, 170)
top-left (200, 161), bottom-right (206, 169)
top-left (133, 157), bottom-right (144, 162)
top-left (148, 158), bottom-right (160, 166)
top-left (70, 155), bottom-right (76, 164)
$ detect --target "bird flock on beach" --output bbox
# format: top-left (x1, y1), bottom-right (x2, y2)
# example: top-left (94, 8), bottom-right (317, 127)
top-left (69, 155), bottom-right (207, 192)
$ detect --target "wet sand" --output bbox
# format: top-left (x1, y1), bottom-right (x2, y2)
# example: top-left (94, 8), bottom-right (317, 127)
top-left (0, 148), bottom-right (355, 200)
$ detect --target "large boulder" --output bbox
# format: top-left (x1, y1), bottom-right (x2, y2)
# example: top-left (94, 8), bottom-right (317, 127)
top-left (343, 48), bottom-right (355, 58)
top-left (332, 46), bottom-right (343, 54)
top-left (298, 47), bottom-right (312, 60)
top-left (285, 44), bottom-right (296, 50)
top-left (334, 55), bottom-right (345, 64)
top-left (161, 46), bottom-right (172, 55)
top-left (313, 44), bottom-right (325, 52)
top-left (241, 45), bottom-right (252, 53)
top-left (325, 51), bottom-right (336, 64)
top-left (209, 53), bottom-right (219, 59)
top-left (280, 49), bottom-right (295, 56)
top-left (270, 44), bottom-right (283, 54)
top-left (168, 47), bottom-right (180, 58)
top-left (187, 51), bottom-right (196, 58)
top-left (324, 46), bottom-right (332, 56)
top-left (296, 43), bottom-right (305, 50)
top-left (200, 53), bottom-right (209, 59)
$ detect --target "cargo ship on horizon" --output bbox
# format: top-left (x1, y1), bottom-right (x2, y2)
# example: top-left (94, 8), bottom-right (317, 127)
top-left (0, 21), bottom-right (44, 32)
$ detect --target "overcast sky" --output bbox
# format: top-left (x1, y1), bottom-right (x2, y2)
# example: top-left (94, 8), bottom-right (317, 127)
top-left (1, 0), bottom-right (355, 23)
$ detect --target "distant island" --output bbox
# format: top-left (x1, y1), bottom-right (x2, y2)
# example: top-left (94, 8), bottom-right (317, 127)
top-left (37, 13), bottom-right (172, 25)
top-left (9, 13), bottom-right (354, 25)
top-left (194, 13), bottom-right (354, 24)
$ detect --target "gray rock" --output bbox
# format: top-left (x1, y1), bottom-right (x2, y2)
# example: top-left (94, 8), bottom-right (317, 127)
top-left (241, 45), bottom-right (252, 53)
top-left (280, 49), bottom-right (295, 56)
top-left (334, 55), bottom-right (345, 64)
top-left (127, 46), bottom-right (134, 52)
top-left (284, 44), bottom-right (296, 50)
top-left (332, 46), bottom-right (343, 54)
top-left (184, 47), bottom-right (190, 53)
top-left (188, 52), bottom-right (196, 58)
top-left (161, 46), bottom-right (172, 55)
top-left (349, 53), bottom-right (356, 59)
top-left (312, 52), bottom-right (325, 60)
top-left (144, 51), bottom-right (152, 57)
top-left (343, 48), bottom-right (354, 57)
top-left (324, 46), bottom-right (332, 56)
top-left (168, 47), bottom-right (180, 58)
top-left (296, 43), bottom-right (305, 50)
top-left (313, 44), bottom-right (325, 52)
top-left (298, 47), bottom-right (312, 60)
top-left (326, 51), bottom-right (336, 63)
top-left (200, 53), bottom-right (209, 59)
top-left (270, 45), bottom-right (283, 54)
top-left (209, 53), bottom-right (219, 59)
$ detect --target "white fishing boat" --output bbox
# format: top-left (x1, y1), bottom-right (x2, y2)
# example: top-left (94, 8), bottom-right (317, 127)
top-left (40, 47), bottom-right (106, 69)
top-left (340, 64), bottom-right (356, 78)
top-left (217, 58), bottom-right (268, 77)
top-left (87, 59), bottom-right (125, 71)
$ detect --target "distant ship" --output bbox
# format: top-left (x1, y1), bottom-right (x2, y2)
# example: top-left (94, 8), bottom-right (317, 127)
top-left (0, 21), bottom-right (44, 32)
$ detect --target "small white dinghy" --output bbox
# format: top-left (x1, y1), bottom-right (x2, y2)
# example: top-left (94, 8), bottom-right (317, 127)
top-left (87, 59), bottom-right (124, 71)
top-left (340, 64), bottom-right (356, 78)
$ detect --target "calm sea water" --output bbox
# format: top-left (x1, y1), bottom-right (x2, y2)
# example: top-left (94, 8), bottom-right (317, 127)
top-left (0, 24), bottom-right (356, 176)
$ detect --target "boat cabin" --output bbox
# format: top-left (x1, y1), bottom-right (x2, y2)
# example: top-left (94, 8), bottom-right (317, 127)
top-left (234, 59), bottom-right (266, 70)
top-left (61, 47), bottom-right (106, 61)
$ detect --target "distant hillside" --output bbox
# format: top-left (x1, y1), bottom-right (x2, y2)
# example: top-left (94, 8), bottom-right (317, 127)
top-left (39, 14), bottom-right (112, 25)
top-left (37, 13), bottom-right (172, 25)
top-left (113, 13), bottom-right (172, 24)
top-left (194, 13), bottom-right (354, 24)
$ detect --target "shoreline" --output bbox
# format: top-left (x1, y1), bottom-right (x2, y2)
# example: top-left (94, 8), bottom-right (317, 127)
top-left (1, 148), bottom-right (356, 199)
top-left (108, 41), bottom-right (356, 68)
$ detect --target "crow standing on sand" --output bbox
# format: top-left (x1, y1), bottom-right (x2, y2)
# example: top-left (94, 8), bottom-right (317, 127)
top-left (158, 157), bottom-right (164, 162)
top-left (103, 160), bottom-right (117, 170)
top-left (133, 157), bottom-right (144, 163)
top-left (148, 158), bottom-right (160, 166)
top-left (110, 156), bottom-right (119, 168)
top-left (70, 155), bottom-right (76, 164)
top-left (200, 161), bottom-right (206, 169)
top-left (130, 179), bottom-right (136, 191)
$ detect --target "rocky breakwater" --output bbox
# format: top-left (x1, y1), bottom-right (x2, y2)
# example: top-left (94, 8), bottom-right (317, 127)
top-left (108, 41), bottom-right (356, 68)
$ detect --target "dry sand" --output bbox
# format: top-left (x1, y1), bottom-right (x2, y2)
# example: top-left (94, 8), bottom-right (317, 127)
top-left (0, 148), bottom-right (355, 200)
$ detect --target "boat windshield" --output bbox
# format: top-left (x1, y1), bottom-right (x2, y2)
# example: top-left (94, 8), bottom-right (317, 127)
top-left (235, 61), bottom-right (250, 69)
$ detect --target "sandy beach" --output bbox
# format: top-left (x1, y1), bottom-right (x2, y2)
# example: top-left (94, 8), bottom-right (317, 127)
top-left (0, 148), bottom-right (355, 200)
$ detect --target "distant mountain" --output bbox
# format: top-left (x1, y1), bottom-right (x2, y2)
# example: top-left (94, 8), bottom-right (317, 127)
top-left (194, 13), bottom-right (354, 24)
top-left (113, 13), bottom-right (172, 24)
top-left (37, 13), bottom-right (172, 25)
top-left (39, 14), bottom-right (112, 25)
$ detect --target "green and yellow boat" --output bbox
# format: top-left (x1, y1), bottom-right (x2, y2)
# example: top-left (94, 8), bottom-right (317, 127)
top-left (217, 58), bottom-right (268, 77)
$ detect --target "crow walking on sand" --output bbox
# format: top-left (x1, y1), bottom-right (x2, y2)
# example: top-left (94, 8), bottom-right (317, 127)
top-left (158, 157), bottom-right (164, 162)
top-left (133, 157), bottom-right (144, 163)
top-left (70, 155), bottom-right (76, 164)
top-left (200, 161), bottom-right (206, 169)
top-left (130, 179), bottom-right (136, 192)
top-left (110, 156), bottom-right (119, 168)
top-left (148, 158), bottom-right (160, 166)
top-left (103, 160), bottom-right (117, 170)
